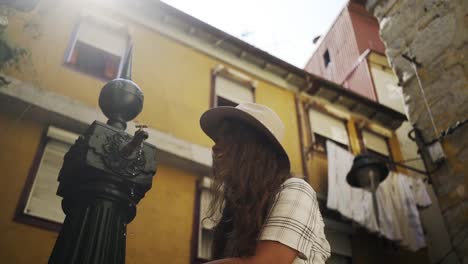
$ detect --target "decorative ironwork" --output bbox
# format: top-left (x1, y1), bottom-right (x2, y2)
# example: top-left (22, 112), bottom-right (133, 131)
top-left (49, 46), bottom-right (157, 264)
top-left (102, 132), bottom-right (146, 177)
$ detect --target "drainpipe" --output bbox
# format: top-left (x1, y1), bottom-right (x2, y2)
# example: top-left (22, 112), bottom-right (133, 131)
top-left (295, 93), bottom-right (309, 181)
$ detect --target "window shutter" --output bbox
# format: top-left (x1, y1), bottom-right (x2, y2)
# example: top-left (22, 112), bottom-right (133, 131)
top-left (24, 127), bottom-right (79, 223)
top-left (75, 19), bottom-right (128, 57)
top-left (215, 76), bottom-right (254, 104)
top-left (309, 109), bottom-right (349, 146)
top-left (24, 140), bottom-right (70, 223)
top-left (362, 130), bottom-right (390, 156)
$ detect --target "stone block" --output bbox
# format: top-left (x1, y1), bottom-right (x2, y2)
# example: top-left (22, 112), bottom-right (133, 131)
top-left (453, 225), bottom-right (468, 248)
top-left (409, 14), bottom-right (456, 65)
top-left (389, 56), bottom-right (414, 83)
top-left (386, 37), bottom-right (406, 51)
top-left (442, 48), bottom-right (464, 70)
top-left (438, 184), bottom-right (466, 212)
top-left (365, 0), bottom-right (382, 12)
top-left (385, 47), bottom-right (403, 61)
top-left (445, 125), bottom-right (468, 172)
top-left (412, 114), bottom-right (439, 139)
top-left (401, 64), bottom-right (467, 138)
top-left (419, 0), bottom-right (452, 29)
top-left (452, 0), bottom-right (467, 49)
top-left (443, 200), bottom-right (468, 237)
top-left (455, 142), bottom-right (468, 165)
top-left (423, 55), bottom-right (447, 85)
top-left (371, 0), bottom-right (399, 21)
top-left (462, 44), bottom-right (468, 77)
top-left (426, 65), bottom-right (467, 125)
top-left (372, 1), bottom-right (468, 262)
top-left (380, 0), bottom-right (424, 42)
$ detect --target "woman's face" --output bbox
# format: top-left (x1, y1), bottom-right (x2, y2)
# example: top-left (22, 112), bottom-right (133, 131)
top-left (212, 133), bottom-right (228, 169)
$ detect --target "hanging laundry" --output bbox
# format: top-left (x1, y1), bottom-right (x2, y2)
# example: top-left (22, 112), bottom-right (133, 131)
top-left (375, 172), bottom-right (403, 242)
top-left (412, 177), bottom-right (432, 208)
top-left (326, 141), bottom-right (378, 232)
top-left (325, 140), bottom-right (431, 251)
top-left (392, 172), bottom-right (431, 251)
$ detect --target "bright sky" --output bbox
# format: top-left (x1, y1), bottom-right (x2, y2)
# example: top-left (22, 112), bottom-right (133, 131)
top-left (161, 0), bottom-right (348, 68)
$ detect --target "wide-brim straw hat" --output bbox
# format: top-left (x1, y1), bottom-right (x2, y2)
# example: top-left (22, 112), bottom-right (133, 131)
top-left (200, 102), bottom-right (290, 171)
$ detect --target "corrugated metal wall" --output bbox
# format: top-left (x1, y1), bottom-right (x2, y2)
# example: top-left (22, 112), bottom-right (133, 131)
top-left (304, 7), bottom-right (360, 85)
top-left (304, 2), bottom-right (380, 101)
top-left (348, 2), bottom-right (386, 54)
top-left (345, 58), bottom-right (376, 99)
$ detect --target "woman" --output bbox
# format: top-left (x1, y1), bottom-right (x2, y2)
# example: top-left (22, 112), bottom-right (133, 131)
top-left (200, 102), bottom-right (330, 264)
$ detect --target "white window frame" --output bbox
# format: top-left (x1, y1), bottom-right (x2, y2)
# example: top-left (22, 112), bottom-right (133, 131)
top-left (21, 127), bottom-right (79, 225)
top-left (212, 65), bottom-right (256, 107)
top-left (308, 108), bottom-right (350, 153)
top-left (196, 177), bottom-right (223, 261)
top-left (65, 14), bottom-right (131, 79)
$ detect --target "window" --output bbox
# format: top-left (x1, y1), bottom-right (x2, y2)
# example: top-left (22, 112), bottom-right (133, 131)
top-left (65, 15), bottom-right (130, 80)
top-left (194, 177), bottom-right (220, 262)
top-left (323, 49), bottom-right (331, 67)
top-left (361, 129), bottom-right (393, 163)
top-left (308, 108), bottom-right (349, 153)
top-left (212, 66), bottom-right (255, 107)
top-left (15, 127), bottom-right (78, 230)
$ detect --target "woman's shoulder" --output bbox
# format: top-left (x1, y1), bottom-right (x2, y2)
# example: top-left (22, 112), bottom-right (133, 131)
top-left (279, 177), bottom-right (317, 200)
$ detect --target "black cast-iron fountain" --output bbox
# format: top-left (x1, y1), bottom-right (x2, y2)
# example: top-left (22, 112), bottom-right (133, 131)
top-left (49, 47), bottom-right (157, 264)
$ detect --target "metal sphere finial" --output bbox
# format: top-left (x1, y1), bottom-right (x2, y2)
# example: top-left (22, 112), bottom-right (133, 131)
top-left (99, 78), bottom-right (144, 130)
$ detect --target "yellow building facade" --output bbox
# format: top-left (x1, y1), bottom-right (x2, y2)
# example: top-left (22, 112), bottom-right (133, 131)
top-left (0, 0), bottom-right (419, 263)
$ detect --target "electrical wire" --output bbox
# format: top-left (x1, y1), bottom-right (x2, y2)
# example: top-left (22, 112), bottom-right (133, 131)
top-left (410, 62), bottom-right (439, 136)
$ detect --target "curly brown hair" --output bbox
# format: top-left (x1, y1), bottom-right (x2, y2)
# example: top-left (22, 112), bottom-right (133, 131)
top-left (206, 119), bottom-right (290, 259)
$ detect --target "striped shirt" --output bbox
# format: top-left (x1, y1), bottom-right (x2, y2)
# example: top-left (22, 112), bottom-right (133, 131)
top-left (259, 178), bottom-right (331, 263)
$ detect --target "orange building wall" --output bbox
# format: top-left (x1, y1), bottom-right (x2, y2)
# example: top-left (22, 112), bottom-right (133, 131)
top-left (0, 111), bottom-right (198, 264)
top-left (0, 0), bottom-right (305, 263)
top-left (0, 112), bottom-right (56, 263)
top-left (3, 0), bottom-right (303, 175)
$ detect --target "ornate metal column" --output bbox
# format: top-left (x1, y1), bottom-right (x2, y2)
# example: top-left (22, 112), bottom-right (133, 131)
top-left (49, 53), bottom-right (157, 263)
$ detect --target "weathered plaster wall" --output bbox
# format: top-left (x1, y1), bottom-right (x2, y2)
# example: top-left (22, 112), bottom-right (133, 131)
top-left (367, 0), bottom-right (468, 262)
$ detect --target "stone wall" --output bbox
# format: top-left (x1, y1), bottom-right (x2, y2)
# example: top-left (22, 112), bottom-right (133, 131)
top-left (366, 0), bottom-right (468, 263)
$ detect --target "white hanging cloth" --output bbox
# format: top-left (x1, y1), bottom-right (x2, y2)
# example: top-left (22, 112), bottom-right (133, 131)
top-left (326, 141), bottom-right (378, 232)
top-left (374, 172), bottom-right (403, 242)
top-left (389, 172), bottom-right (431, 251)
top-left (325, 141), bottom-right (431, 251)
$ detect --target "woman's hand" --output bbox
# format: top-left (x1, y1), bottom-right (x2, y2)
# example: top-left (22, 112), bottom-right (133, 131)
top-left (205, 240), bottom-right (298, 264)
